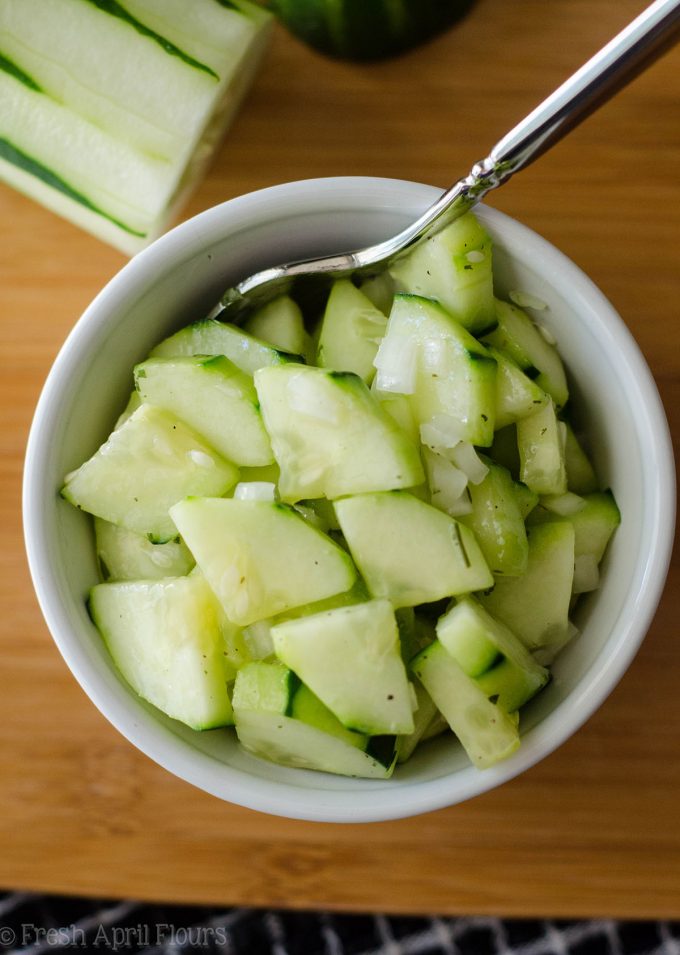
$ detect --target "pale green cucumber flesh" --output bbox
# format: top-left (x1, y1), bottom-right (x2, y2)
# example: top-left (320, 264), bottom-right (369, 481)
top-left (458, 460), bottom-right (528, 576)
top-left (479, 522), bottom-right (576, 652)
top-left (411, 640), bottom-right (520, 769)
top-left (271, 599), bottom-right (414, 735)
top-left (335, 491), bottom-right (493, 608)
top-left (169, 497), bottom-right (357, 626)
top-left (61, 404), bottom-right (239, 542)
top-left (234, 710), bottom-right (395, 779)
top-left (375, 293), bottom-right (497, 446)
top-left (150, 319), bottom-right (299, 373)
top-left (135, 354), bottom-right (273, 466)
top-left (94, 517), bottom-right (194, 580)
top-left (317, 278), bottom-right (387, 382)
top-left (89, 575), bottom-right (233, 730)
top-left (254, 363), bottom-right (424, 502)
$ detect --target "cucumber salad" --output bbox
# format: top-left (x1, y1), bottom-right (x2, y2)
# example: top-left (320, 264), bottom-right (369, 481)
top-left (61, 212), bottom-right (620, 778)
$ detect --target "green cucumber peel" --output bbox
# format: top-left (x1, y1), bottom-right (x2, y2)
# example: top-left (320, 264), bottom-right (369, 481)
top-left (0, 52), bottom-right (42, 92)
top-left (0, 138), bottom-right (146, 238)
top-left (80, 0), bottom-right (220, 80)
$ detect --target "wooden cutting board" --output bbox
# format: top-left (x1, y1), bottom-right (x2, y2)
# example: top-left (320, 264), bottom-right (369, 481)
top-left (1, 0), bottom-right (679, 918)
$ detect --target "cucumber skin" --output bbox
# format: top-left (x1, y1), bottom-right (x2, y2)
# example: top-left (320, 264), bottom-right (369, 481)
top-left (269, 0), bottom-right (475, 61)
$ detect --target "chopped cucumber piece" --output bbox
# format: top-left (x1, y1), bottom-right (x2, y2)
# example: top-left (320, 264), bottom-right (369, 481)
top-left (563, 422), bottom-right (599, 494)
top-left (135, 355), bottom-right (273, 466)
top-left (62, 404), bottom-right (239, 542)
top-left (436, 597), bottom-right (549, 712)
top-left (517, 400), bottom-right (567, 496)
top-left (528, 491), bottom-right (621, 566)
top-left (255, 363), bottom-right (424, 502)
top-left (232, 660), bottom-right (299, 714)
top-left (458, 460), bottom-right (528, 576)
top-left (290, 684), bottom-right (369, 751)
top-left (479, 522), bottom-right (576, 653)
top-left (512, 480), bottom-right (539, 520)
top-left (317, 279), bottom-right (387, 382)
top-left (359, 271), bottom-right (395, 315)
top-left (89, 575), bottom-right (233, 730)
top-left (150, 319), bottom-right (298, 373)
top-left (94, 517), bottom-right (194, 581)
top-left (234, 709), bottom-right (395, 779)
top-left (411, 640), bottom-right (520, 769)
top-left (483, 299), bottom-right (569, 409)
top-left (335, 491), bottom-right (493, 607)
top-left (395, 680), bottom-right (440, 763)
top-left (488, 346), bottom-right (549, 429)
top-left (271, 600), bottom-right (414, 735)
top-left (169, 497), bottom-right (357, 626)
top-left (390, 214), bottom-right (495, 334)
top-left (374, 294), bottom-right (497, 446)
top-left (243, 295), bottom-right (313, 360)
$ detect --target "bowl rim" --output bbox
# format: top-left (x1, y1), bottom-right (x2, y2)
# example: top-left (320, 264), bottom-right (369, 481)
top-left (23, 176), bottom-right (676, 822)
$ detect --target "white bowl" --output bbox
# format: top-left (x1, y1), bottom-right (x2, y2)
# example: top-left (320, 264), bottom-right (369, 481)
top-left (23, 177), bottom-right (675, 823)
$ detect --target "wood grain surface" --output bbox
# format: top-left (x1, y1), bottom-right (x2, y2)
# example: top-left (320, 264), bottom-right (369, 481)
top-left (1, 0), bottom-right (679, 918)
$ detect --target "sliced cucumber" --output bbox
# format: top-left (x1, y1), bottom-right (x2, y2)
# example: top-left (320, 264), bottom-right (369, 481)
top-left (290, 683), bottom-right (369, 751)
top-left (436, 597), bottom-right (549, 712)
top-left (135, 354), bottom-right (273, 466)
top-left (0, 0), bottom-right (272, 252)
top-left (94, 517), bottom-right (194, 581)
top-left (232, 660), bottom-right (299, 713)
top-left (374, 294), bottom-right (497, 446)
top-left (516, 400), bottom-right (567, 496)
top-left (271, 599), bottom-right (414, 735)
top-left (335, 491), bottom-right (493, 607)
top-left (62, 404), bottom-right (239, 542)
top-left (483, 299), bottom-right (569, 410)
top-left (150, 318), bottom-right (299, 373)
top-left (317, 279), bottom-right (387, 382)
top-left (390, 214), bottom-right (495, 334)
top-left (234, 709), bottom-right (395, 779)
top-left (458, 460), bottom-right (528, 576)
top-left (528, 491), bottom-right (621, 566)
top-left (89, 574), bottom-right (233, 730)
top-left (411, 640), bottom-right (520, 769)
top-left (243, 295), bottom-right (313, 360)
top-left (479, 522), bottom-right (576, 652)
top-left (395, 680), bottom-right (440, 763)
top-left (254, 363), bottom-right (424, 502)
top-left (488, 346), bottom-right (549, 430)
top-left (563, 422), bottom-right (599, 494)
top-left (169, 497), bottom-right (357, 626)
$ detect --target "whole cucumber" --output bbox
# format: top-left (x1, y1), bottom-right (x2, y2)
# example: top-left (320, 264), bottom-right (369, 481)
top-left (268, 0), bottom-right (475, 61)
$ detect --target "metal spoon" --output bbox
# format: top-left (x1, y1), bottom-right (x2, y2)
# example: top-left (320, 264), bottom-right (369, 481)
top-left (217, 0), bottom-right (680, 321)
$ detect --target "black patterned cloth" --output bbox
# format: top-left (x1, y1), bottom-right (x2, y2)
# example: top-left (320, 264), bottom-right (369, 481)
top-left (0, 893), bottom-right (678, 954)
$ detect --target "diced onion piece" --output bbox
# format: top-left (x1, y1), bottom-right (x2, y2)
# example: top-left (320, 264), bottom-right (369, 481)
top-left (449, 441), bottom-right (489, 485)
top-left (573, 554), bottom-right (600, 593)
top-left (243, 620), bottom-right (275, 660)
top-left (541, 492), bottom-right (586, 516)
top-left (423, 448), bottom-right (472, 516)
top-left (536, 324), bottom-right (557, 345)
top-left (233, 482), bottom-right (276, 502)
top-left (419, 414), bottom-right (464, 453)
top-left (509, 289), bottom-right (549, 311)
top-left (373, 332), bottom-right (417, 394)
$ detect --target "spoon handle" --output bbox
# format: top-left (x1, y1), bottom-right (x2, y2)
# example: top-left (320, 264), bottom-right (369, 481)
top-left (361, 0), bottom-right (680, 265)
